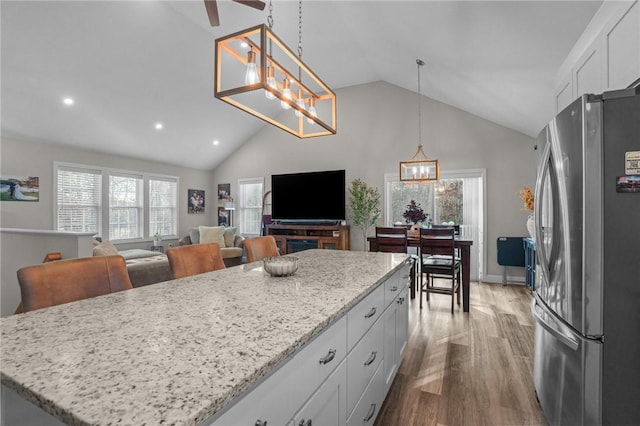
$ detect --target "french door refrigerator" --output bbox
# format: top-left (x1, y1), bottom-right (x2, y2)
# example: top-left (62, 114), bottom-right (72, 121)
top-left (532, 86), bottom-right (640, 426)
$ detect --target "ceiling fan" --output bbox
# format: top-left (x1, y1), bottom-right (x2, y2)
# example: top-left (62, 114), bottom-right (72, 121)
top-left (204, 0), bottom-right (266, 27)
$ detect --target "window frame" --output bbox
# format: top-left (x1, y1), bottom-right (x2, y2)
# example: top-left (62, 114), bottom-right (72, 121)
top-left (54, 161), bottom-right (179, 243)
top-left (237, 177), bottom-right (264, 237)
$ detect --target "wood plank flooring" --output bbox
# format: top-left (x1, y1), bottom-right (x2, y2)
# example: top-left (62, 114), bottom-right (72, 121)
top-left (375, 281), bottom-right (548, 426)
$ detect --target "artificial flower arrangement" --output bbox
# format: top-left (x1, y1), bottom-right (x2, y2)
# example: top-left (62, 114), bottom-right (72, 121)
top-left (403, 200), bottom-right (427, 224)
top-left (517, 186), bottom-right (534, 211)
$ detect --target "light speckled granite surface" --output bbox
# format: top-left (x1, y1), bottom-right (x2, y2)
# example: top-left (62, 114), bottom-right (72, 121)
top-left (1, 249), bottom-right (408, 426)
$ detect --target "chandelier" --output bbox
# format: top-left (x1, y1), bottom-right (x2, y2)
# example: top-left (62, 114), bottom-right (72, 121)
top-left (214, 0), bottom-right (336, 138)
top-left (400, 59), bottom-right (439, 184)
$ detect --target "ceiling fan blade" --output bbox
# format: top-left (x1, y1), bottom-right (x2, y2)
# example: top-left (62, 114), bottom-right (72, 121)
top-left (204, 0), bottom-right (220, 27)
top-left (232, 0), bottom-right (266, 11)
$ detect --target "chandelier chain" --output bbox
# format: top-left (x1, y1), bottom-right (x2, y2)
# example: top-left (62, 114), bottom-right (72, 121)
top-left (298, 0), bottom-right (303, 59)
top-left (267, 0), bottom-right (274, 29)
top-left (417, 59), bottom-right (423, 145)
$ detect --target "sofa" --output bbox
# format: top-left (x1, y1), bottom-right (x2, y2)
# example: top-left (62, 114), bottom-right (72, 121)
top-left (178, 226), bottom-right (245, 267)
top-left (92, 241), bottom-right (172, 287)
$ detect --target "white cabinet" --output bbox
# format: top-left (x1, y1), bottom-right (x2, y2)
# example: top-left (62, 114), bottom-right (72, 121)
top-left (291, 360), bottom-right (347, 426)
top-left (554, 1), bottom-right (640, 113)
top-left (208, 260), bottom-right (412, 426)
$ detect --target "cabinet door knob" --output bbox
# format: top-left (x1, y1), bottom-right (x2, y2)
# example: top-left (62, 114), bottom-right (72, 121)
top-left (298, 419), bottom-right (312, 426)
top-left (364, 351), bottom-right (377, 366)
top-left (363, 403), bottom-right (376, 422)
top-left (319, 349), bottom-right (336, 365)
top-left (364, 307), bottom-right (377, 318)
top-left (255, 421), bottom-right (267, 426)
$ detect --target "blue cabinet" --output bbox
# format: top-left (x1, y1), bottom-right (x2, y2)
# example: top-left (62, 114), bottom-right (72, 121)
top-left (523, 238), bottom-right (536, 290)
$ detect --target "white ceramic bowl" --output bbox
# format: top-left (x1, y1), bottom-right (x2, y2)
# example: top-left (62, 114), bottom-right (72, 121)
top-left (263, 256), bottom-right (298, 277)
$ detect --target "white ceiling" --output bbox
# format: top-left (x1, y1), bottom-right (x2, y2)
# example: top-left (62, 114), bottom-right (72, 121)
top-left (1, 0), bottom-right (602, 170)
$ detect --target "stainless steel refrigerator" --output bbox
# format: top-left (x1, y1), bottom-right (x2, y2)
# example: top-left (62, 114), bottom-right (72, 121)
top-left (532, 86), bottom-right (640, 426)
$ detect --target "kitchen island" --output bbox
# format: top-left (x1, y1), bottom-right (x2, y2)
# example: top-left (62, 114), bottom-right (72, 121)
top-left (1, 249), bottom-right (411, 425)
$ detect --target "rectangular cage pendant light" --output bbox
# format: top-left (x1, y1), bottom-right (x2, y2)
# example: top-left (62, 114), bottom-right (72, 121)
top-left (399, 145), bottom-right (440, 184)
top-left (215, 24), bottom-right (337, 138)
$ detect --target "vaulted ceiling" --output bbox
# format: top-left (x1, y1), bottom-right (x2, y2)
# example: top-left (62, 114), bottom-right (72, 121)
top-left (1, 1), bottom-right (602, 170)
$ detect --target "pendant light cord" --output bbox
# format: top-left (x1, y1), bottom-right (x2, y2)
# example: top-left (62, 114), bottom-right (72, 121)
top-left (417, 59), bottom-right (424, 146)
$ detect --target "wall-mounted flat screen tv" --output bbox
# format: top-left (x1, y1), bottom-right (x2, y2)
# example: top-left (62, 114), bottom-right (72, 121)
top-left (271, 169), bottom-right (345, 223)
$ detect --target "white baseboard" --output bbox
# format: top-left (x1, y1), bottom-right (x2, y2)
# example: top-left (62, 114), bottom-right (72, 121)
top-left (483, 274), bottom-right (526, 285)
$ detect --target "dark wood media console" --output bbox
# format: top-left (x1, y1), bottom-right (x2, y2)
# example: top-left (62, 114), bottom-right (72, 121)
top-left (266, 224), bottom-right (350, 254)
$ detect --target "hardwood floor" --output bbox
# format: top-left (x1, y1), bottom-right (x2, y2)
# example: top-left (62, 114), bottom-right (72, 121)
top-left (375, 281), bottom-right (548, 426)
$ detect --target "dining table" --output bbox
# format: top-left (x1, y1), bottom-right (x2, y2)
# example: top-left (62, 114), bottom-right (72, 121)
top-left (368, 230), bottom-right (474, 312)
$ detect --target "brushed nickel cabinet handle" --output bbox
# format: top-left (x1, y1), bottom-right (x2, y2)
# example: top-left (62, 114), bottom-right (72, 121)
top-left (363, 403), bottom-right (376, 422)
top-left (389, 285), bottom-right (398, 291)
top-left (319, 349), bottom-right (336, 365)
top-left (298, 419), bottom-right (312, 426)
top-left (364, 351), bottom-right (377, 366)
top-left (255, 421), bottom-right (267, 426)
top-left (364, 307), bottom-right (377, 318)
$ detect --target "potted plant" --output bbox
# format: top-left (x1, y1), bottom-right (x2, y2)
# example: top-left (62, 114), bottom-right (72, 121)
top-left (349, 179), bottom-right (381, 250)
top-left (403, 200), bottom-right (428, 231)
top-left (153, 232), bottom-right (163, 247)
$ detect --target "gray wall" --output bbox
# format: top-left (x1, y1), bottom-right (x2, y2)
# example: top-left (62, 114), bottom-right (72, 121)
top-left (211, 81), bottom-right (538, 281)
top-left (0, 137), bottom-right (215, 247)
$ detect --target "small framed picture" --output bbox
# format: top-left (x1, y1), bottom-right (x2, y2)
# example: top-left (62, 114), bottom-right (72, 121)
top-left (218, 183), bottom-right (230, 200)
top-left (218, 207), bottom-right (228, 226)
top-left (1, 176), bottom-right (39, 202)
top-left (188, 189), bottom-right (205, 214)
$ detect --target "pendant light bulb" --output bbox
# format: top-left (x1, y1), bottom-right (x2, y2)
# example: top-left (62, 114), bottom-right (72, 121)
top-left (306, 97), bottom-right (317, 124)
top-left (295, 88), bottom-right (306, 117)
top-left (280, 78), bottom-right (292, 109)
top-left (265, 65), bottom-right (276, 100)
top-left (244, 50), bottom-right (259, 86)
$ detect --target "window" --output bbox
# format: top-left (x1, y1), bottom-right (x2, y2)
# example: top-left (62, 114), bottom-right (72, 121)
top-left (237, 177), bottom-right (264, 236)
top-left (57, 165), bottom-right (102, 233)
top-left (384, 169), bottom-right (485, 281)
top-left (55, 162), bottom-right (178, 242)
top-left (149, 178), bottom-right (178, 238)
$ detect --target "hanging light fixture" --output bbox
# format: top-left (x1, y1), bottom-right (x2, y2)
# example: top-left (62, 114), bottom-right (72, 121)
top-left (215, 0), bottom-right (336, 138)
top-left (400, 59), bottom-right (440, 184)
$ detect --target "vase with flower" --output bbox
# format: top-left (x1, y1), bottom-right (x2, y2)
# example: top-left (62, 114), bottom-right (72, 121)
top-left (403, 200), bottom-right (428, 231)
top-left (517, 186), bottom-right (535, 239)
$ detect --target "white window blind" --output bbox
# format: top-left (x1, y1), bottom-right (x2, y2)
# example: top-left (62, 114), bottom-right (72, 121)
top-left (238, 177), bottom-right (264, 236)
top-left (149, 178), bottom-right (178, 238)
top-left (109, 174), bottom-right (143, 240)
top-left (57, 166), bottom-right (102, 233)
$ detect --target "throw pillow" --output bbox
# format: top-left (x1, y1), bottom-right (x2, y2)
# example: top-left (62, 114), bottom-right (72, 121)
top-left (188, 227), bottom-right (200, 244)
top-left (92, 240), bottom-right (119, 257)
top-left (199, 226), bottom-right (226, 247)
top-left (223, 227), bottom-right (237, 247)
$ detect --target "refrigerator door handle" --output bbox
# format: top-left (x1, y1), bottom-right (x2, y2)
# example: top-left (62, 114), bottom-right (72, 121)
top-left (534, 140), bottom-right (552, 286)
top-left (532, 297), bottom-right (579, 351)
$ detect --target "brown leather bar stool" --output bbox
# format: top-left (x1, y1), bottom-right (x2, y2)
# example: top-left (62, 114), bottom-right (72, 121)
top-left (166, 243), bottom-right (226, 279)
top-left (15, 255), bottom-right (133, 313)
top-left (244, 235), bottom-right (280, 263)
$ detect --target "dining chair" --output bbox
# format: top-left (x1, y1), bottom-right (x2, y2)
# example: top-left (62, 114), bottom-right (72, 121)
top-left (375, 227), bottom-right (408, 253)
top-left (15, 255), bottom-right (133, 313)
top-left (244, 235), bottom-right (280, 263)
top-left (419, 227), bottom-right (461, 313)
top-left (166, 243), bottom-right (226, 279)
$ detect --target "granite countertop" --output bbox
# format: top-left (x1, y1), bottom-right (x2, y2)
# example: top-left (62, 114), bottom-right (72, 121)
top-left (1, 249), bottom-right (408, 426)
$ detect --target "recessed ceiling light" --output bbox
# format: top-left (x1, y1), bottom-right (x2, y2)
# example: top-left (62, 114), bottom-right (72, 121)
top-left (155, 123), bottom-right (164, 130)
top-left (212, 140), bottom-right (220, 146)
top-left (62, 97), bottom-right (74, 106)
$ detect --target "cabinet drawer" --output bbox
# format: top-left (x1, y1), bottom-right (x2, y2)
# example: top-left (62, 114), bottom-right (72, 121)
top-left (210, 316), bottom-right (347, 426)
top-left (347, 317), bottom-right (384, 417)
top-left (347, 284), bottom-right (384, 350)
top-left (384, 264), bottom-right (411, 306)
top-left (346, 361), bottom-right (385, 426)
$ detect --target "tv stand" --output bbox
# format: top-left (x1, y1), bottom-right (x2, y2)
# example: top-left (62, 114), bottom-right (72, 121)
top-left (266, 224), bottom-right (350, 254)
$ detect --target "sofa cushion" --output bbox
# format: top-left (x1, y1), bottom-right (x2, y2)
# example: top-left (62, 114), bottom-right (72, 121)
top-left (199, 226), bottom-right (226, 247)
top-left (188, 227), bottom-right (200, 244)
top-left (223, 227), bottom-right (237, 247)
top-left (220, 247), bottom-right (243, 259)
top-left (92, 241), bottom-right (119, 256)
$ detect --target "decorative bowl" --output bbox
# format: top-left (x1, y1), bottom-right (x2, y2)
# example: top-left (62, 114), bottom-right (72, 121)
top-left (263, 256), bottom-right (298, 277)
